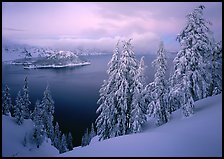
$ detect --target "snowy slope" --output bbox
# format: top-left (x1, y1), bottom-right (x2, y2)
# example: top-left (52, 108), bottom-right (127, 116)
top-left (2, 115), bottom-right (59, 157)
top-left (59, 94), bottom-right (222, 157)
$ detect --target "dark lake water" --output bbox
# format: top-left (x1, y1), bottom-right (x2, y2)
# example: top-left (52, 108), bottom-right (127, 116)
top-left (2, 54), bottom-right (174, 146)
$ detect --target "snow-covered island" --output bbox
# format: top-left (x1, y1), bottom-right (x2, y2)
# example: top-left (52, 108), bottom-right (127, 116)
top-left (2, 48), bottom-right (91, 69)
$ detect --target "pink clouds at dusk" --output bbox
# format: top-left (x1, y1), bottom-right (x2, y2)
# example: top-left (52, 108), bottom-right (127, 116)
top-left (2, 2), bottom-right (222, 54)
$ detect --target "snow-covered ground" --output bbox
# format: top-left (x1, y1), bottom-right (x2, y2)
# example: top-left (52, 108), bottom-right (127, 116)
top-left (59, 93), bottom-right (222, 157)
top-left (2, 94), bottom-right (222, 157)
top-left (2, 116), bottom-right (59, 157)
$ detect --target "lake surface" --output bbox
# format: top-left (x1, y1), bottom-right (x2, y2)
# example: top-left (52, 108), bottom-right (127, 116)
top-left (2, 54), bottom-right (174, 146)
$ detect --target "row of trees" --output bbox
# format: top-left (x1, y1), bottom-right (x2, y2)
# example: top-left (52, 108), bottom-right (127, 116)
top-left (95, 5), bottom-right (222, 141)
top-left (2, 77), bottom-right (73, 153)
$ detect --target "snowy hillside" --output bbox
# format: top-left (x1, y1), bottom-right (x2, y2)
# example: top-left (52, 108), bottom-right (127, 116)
top-left (2, 115), bottom-right (59, 157)
top-left (59, 94), bottom-right (222, 157)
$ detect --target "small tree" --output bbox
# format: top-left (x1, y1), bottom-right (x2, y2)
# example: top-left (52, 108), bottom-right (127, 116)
top-left (14, 91), bottom-right (25, 125)
top-left (81, 128), bottom-right (90, 147)
top-left (2, 85), bottom-right (13, 116)
top-left (53, 122), bottom-right (61, 150)
top-left (89, 123), bottom-right (96, 143)
top-left (32, 100), bottom-right (45, 148)
top-left (66, 132), bottom-right (73, 151)
top-left (59, 134), bottom-right (68, 153)
top-left (22, 77), bottom-right (31, 119)
top-left (41, 85), bottom-right (55, 141)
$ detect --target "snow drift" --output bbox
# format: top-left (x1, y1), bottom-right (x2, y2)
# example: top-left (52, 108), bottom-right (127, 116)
top-left (2, 116), bottom-right (59, 157)
top-left (59, 93), bottom-right (222, 157)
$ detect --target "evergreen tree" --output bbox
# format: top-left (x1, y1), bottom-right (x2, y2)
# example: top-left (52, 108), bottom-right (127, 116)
top-left (53, 122), bottom-right (61, 150)
top-left (151, 42), bottom-right (169, 126)
top-left (66, 132), bottom-right (73, 151)
top-left (89, 123), bottom-right (96, 143)
top-left (181, 76), bottom-right (195, 117)
top-left (208, 41), bottom-right (222, 96)
top-left (130, 56), bottom-right (147, 133)
top-left (118, 39), bottom-right (139, 133)
top-left (2, 85), bottom-right (13, 116)
top-left (143, 82), bottom-right (156, 116)
top-left (41, 85), bottom-right (55, 141)
top-left (81, 128), bottom-right (90, 147)
top-left (14, 91), bottom-right (25, 125)
top-left (171, 5), bottom-right (214, 103)
top-left (96, 41), bottom-right (121, 140)
top-left (22, 77), bottom-right (31, 119)
top-left (96, 39), bottom-right (140, 140)
top-left (32, 100), bottom-right (45, 148)
top-left (60, 134), bottom-right (68, 153)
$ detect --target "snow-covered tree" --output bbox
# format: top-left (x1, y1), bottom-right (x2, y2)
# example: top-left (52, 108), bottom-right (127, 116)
top-left (150, 42), bottom-right (169, 126)
top-left (96, 41), bottom-right (121, 140)
top-left (207, 41), bottom-right (222, 96)
top-left (81, 128), bottom-right (90, 147)
top-left (14, 91), bottom-right (25, 125)
top-left (130, 56), bottom-right (147, 133)
top-left (181, 76), bottom-right (195, 117)
top-left (118, 39), bottom-right (139, 133)
top-left (96, 39), bottom-right (140, 140)
top-left (89, 123), bottom-right (96, 143)
top-left (2, 85), bottom-right (13, 116)
top-left (59, 134), bottom-right (68, 153)
top-left (171, 5), bottom-right (214, 103)
top-left (41, 85), bottom-right (55, 141)
top-left (66, 132), bottom-right (73, 151)
top-left (32, 100), bottom-right (45, 148)
top-left (22, 77), bottom-right (31, 119)
top-left (53, 122), bottom-right (61, 150)
top-left (143, 82), bottom-right (155, 116)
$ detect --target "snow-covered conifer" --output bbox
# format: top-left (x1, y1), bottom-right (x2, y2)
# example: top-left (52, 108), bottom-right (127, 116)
top-left (22, 77), bottom-right (31, 119)
top-left (208, 41), bottom-right (222, 96)
top-left (89, 123), bottom-right (96, 142)
top-left (59, 134), bottom-right (68, 153)
top-left (2, 85), bottom-right (13, 116)
top-left (32, 100), bottom-right (45, 148)
top-left (151, 42), bottom-right (169, 126)
top-left (41, 85), bottom-right (55, 141)
top-left (181, 76), bottom-right (195, 117)
top-left (118, 39), bottom-right (139, 133)
top-left (14, 91), bottom-right (25, 125)
top-left (96, 41), bottom-right (121, 140)
top-left (66, 132), bottom-right (73, 151)
top-left (130, 56), bottom-right (147, 133)
top-left (53, 122), bottom-right (61, 150)
top-left (171, 5), bottom-right (214, 103)
top-left (81, 128), bottom-right (90, 147)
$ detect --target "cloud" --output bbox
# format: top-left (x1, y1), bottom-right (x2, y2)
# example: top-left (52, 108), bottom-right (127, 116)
top-left (14, 32), bottom-right (161, 54)
top-left (2, 2), bottom-right (222, 53)
top-left (3, 27), bottom-right (26, 31)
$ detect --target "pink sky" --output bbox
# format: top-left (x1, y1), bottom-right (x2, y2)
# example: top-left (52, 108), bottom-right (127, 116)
top-left (2, 2), bottom-right (222, 54)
